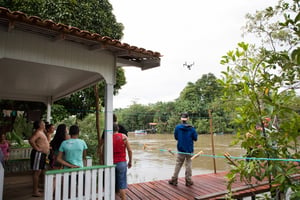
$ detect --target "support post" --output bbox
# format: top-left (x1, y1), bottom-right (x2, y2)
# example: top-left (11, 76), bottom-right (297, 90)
top-left (104, 83), bottom-right (114, 165)
top-left (46, 97), bottom-right (52, 123)
top-left (209, 109), bottom-right (216, 173)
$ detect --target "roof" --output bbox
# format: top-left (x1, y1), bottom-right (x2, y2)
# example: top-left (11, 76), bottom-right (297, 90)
top-left (0, 7), bottom-right (162, 103)
top-left (0, 7), bottom-right (161, 69)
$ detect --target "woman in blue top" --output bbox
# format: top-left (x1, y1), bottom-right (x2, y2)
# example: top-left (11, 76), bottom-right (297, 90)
top-left (57, 125), bottom-right (88, 168)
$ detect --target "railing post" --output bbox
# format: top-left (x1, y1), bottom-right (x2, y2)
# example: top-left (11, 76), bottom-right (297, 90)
top-left (0, 163), bottom-right (4, 200)
top-left (45, 165), bottom-right (115, 200)
top-left (86, 156), bottom-right (92, 167)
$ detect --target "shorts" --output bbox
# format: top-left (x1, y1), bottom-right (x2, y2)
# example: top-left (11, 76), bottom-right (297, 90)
top-left (30, 149), bottom-right (47, 170)
top-left (115, 161), bottom-right (127, 190)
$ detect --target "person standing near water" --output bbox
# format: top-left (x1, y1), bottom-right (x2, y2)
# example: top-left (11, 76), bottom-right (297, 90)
top-left (168, 112), bottom-right (198, 186)
top-left (113, 123), bottom-right (132, 200)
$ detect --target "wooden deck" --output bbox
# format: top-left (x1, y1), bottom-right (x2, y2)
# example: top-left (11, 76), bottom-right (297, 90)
top-left (4, 171), bottom-right (291, 200)
top-left (125, 172), bottom-right (266, 200)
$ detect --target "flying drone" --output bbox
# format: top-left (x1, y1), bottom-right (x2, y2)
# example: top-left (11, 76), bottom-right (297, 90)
top-left (183, 62), bottom-right (194, 70)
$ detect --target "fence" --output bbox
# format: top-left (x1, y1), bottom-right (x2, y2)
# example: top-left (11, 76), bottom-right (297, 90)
top-left (9, 147), bottom-right (32, 160)
top-left (5, 147), bottom-right (31, 173)
top-left (5, 148), bottom-right (93, 173)
top-left (0, 163), bottom-right (3, 200)
top-left (45, 165), bottom-right (115, 200)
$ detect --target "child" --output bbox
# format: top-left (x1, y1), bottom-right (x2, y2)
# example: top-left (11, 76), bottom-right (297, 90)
top-left (0, 133), bottom-right (10, 166)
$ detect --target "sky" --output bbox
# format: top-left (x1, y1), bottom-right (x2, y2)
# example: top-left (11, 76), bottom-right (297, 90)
top-left (110, 0), bottom-right (279, 109)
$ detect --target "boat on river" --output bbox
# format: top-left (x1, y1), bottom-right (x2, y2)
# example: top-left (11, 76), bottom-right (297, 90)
top-left (134, 130), bottom-right (147, 135)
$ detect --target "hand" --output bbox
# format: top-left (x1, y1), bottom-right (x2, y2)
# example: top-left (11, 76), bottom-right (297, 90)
top-left (128, 161), bottom-right (132, 169)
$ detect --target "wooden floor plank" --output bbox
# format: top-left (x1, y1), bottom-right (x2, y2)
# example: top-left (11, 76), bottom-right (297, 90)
top-left (4, 171), bottom-right (300, 200)
top-left (153, 180), bottom-right (195, 199)
top-left (147, 181), bottom-right (189, 200)
top-left (139, 182), bottom-right (170, 200)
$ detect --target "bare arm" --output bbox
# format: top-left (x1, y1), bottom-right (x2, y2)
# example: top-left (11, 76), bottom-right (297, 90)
top-left (57, 151), bottom-right (79, 168)
top-left (29, 133), bottom-right (40, 152)
top-left (123, 135), bottom-right (132, 168)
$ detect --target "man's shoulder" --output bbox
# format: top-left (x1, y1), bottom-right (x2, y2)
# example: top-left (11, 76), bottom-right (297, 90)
top-left (176, 123), bottom-right (194, 128)
top-left (32, 130), bottom-right (45, 138)
top-left (175, 123), bottom-right (183, 127)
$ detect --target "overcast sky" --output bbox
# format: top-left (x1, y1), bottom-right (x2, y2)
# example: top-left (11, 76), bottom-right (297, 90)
top-left (110, 0), bottom-right (279, 109)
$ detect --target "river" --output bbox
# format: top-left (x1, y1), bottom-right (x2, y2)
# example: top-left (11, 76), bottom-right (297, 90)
top-left (127, 133), bottom-right (245, 184)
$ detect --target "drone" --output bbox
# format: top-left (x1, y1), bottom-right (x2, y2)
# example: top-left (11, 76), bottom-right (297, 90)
top-left (183, 62), bottom-right (194, 70)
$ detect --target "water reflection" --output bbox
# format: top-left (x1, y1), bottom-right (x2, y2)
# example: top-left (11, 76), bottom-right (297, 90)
top-left (127, 133), bottom-right (245, 184)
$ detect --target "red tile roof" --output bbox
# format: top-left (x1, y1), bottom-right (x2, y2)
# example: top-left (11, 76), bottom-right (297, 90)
top-left (0, 7), bottom-right (161, 69)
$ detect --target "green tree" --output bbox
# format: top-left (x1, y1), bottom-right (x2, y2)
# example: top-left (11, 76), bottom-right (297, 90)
top-left (220, 1), bottom-right (300, 198)
top-left (0, 0), bottom-right (124, 39)
top-left (175, 73), bottom-right (224, 133)
top-left (116, 103), bottom-right (152, 132)
top-left (77, 113), bottom-right (104, 162)
top-left (151, 101), bottom-right (176, 133)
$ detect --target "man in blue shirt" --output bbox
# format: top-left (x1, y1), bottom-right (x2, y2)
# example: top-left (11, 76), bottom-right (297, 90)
top-left (168, 112), bottom-right (198, 186)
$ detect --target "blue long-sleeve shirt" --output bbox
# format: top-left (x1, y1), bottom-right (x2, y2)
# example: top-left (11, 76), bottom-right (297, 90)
top-left (174, 123), bottom-right (198, 153)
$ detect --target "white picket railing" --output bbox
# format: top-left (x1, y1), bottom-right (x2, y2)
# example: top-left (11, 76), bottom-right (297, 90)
top-left (9, 147), bottom-right (32, 160)
top-left (5, 147), bottom-right (32, 173)
top-left (0, 162), bottom-right (4, 200)
top-left (45, 165), bottom-right (115, 200)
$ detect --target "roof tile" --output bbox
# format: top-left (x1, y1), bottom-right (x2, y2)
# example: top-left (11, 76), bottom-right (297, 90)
top-left (0, 6), bottom-right (161, 59)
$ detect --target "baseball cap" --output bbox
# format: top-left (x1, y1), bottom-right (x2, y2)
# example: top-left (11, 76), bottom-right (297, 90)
top-left (180, 112), bottom-right (189, 121)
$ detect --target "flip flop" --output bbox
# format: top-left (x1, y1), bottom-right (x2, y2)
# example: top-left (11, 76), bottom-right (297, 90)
top-left (32, 193), bottom-right (42, 197)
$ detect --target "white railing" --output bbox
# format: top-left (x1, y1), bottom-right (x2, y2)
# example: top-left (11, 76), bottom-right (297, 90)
top-left (6, 148), bottom-right (93, 174)
top-left (9, 147), bottom-right (32, 160)
top-left (5, 147), bottom-right (32, 173)
top-left (0, 162), bottom-right (4, 200)
top-left (45, 165), bottom-right (115, 200)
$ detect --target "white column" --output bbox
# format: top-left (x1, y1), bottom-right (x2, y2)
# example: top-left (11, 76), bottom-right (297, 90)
top-left (46, 98), bottom-right (52, 123)
top-left (104, 83), bottom-right (114, 165)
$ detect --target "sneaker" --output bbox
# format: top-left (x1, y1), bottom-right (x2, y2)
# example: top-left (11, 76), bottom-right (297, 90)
top-left (168, 179), bottom-right (178, 186)
top-left (185, 181), bottom-right (193, 186)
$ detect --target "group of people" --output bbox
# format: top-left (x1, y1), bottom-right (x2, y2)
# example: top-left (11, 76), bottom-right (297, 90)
top-left (5, 111), bottom-right (197, 199)
top-left (28, 116), bottom-right (132, 199)
top-left (29, 120), bottom-right (87, 197)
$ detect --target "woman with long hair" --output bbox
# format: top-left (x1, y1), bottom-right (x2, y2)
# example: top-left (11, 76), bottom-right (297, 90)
top-left (49, 124), bottom-right (69, 169)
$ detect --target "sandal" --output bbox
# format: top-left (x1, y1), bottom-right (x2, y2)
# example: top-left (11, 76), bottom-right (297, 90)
top-left (32, 192), bottom-right (42, 197)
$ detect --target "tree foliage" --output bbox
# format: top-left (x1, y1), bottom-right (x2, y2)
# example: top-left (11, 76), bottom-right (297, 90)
top-left (220, 0), bottom-right (300, 198)
top-left (177, 73), bottom-right (223, 116)
top-left (115, 73), bottom-right (227, 134)
top-left (0, 0), bottom-right (124, 39)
